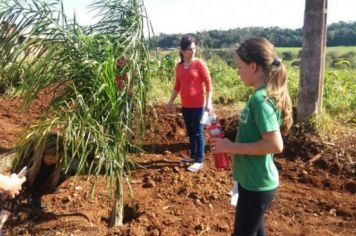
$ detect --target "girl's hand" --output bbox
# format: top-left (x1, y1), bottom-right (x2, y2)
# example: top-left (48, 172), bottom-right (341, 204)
top-left (166, 101), bottom-right (174, 112)
top-left (0, 174), bottom-right (26, 199)
top-left (205, 102), bottom-right (213, 115)
top-left (211, 138), bottom-right (232, 153)
top-left (205, 103), bottom-right (213, 114)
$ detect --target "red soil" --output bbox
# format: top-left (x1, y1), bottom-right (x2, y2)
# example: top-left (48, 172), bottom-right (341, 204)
top-left (0, 94), bottom-right (355, 235)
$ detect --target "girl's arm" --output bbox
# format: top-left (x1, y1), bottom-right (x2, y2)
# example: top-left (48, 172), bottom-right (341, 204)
top-left (211, 130), bottom-right (283, 155)
top-left (205, 91), bottom-right (213, 113)
top-left (166, 89), bottom-right (179, 112)
top-left (167, 65), bottom-right (180, 112)
top-left (199, 60), bottom-right (213, 113)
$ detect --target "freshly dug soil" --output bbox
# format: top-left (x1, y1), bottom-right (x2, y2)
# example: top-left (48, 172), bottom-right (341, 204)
top-left (0, 94), bottom-right (355, 235)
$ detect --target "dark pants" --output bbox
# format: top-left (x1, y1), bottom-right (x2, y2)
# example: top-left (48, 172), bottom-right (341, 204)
top-left (181, 107), bottom-right (205, 163)
top-left (233, 184), bottom-right (277, 236)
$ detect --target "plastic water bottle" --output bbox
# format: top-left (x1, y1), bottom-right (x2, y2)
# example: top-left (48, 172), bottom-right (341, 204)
top-left (0, 166), bottom-right (27, 232)
top-left (206, 114), bottom-right (230, 170)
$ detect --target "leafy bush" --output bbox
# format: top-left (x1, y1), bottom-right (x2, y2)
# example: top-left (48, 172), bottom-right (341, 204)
top-left (290, 59), bottom-right (301, 67)
top-left (202, 48), bottom-right (236, 67)
top-left (285, 64), bottom-right (300, 106)
top-left (323, 70), bottom-right (356, 115)
top-left (149, 52), bottom-right (178, 81)
top-left (0, 57), bottom-right (27, 94)
top-left (331, 59), bottom-right (351, 69)
top-left (206, 56), bottom-right (252, 104)
top-left (281, 51), bottom-right (295, 61)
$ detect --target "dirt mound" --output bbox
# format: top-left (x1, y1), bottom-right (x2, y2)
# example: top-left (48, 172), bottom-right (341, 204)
top-left (1, 96), bottom-right (355, 235)
top-left (280, 125), bottom-right (355, 194)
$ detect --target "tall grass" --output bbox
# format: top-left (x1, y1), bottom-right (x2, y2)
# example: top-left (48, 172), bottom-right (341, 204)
top-left (323, 69), bottom-right (356, 115)
top-left (206, 56), bottom-right (252, 104)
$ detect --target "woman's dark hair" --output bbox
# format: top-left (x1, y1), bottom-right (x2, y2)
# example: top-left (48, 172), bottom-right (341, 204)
top-left (16, 132), bottom-right (64, 187)
top-left (179, 35), bottom-right (195, 64)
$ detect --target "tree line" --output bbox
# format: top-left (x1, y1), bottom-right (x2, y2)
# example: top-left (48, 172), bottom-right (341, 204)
top-left (151, 21), bottom-right (356, 49)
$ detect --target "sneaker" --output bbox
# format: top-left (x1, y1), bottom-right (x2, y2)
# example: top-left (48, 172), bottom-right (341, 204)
top-left (187, 162), bottom-right (204, 172)
top-left (180, 157), bottom-right (195, 166)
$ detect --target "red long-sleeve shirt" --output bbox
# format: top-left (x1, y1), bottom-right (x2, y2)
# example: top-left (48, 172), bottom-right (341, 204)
top-left (174, 59), bottom-right (212, 108)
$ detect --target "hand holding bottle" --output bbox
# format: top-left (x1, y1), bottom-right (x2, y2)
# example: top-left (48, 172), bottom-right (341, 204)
top-left (211, 137), bottom-right (233, 153)
top-left (0, 169), bottom-right (26, 199)
top-left (206, 114), bottom-right (230, 170)
top-left (204, 102), bottom-right (213, 114)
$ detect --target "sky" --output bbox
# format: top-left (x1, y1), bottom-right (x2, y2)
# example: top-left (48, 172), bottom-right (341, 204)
top-left (62, 0), bottom-right (356, 34)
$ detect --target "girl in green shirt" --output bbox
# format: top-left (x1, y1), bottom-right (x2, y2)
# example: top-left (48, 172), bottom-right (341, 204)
top-left (212, 38), bottom-right (293, 236)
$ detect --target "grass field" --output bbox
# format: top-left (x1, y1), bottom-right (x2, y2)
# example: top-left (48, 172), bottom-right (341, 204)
top-left (276, 46), bottom-right (356, 56)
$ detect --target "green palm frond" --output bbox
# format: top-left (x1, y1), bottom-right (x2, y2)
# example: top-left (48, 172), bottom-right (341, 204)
top-left (1, 0), bottom-right (152, 226)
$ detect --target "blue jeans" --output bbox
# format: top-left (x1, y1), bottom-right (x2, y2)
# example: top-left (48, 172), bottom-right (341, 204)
top-left (181, 107), bottom-right (205, 163)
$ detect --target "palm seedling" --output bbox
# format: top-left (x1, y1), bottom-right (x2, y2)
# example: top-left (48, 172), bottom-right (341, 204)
top-left (0, 0), bottom-right (151, 226)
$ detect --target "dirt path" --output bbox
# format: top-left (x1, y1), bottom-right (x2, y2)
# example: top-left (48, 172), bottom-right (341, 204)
top-left (0, 95), bottom-right (355, 235)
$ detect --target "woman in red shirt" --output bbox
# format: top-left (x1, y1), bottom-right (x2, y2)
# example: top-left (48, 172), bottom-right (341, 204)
top-left (166, 36), bottom-right (212, 172)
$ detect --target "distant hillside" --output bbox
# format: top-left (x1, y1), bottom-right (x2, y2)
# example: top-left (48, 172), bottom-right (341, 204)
top-left (150, 21), bottom-right (356, 49)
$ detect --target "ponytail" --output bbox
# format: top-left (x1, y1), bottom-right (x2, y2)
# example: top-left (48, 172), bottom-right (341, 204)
top-left (266, 62), bottom-right (293, 134)
top-left (179, 51), bottom-right (184, 64)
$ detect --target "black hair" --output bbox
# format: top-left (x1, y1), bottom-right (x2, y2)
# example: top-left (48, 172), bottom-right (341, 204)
top-left (179, 35), bottom-right (195, 64)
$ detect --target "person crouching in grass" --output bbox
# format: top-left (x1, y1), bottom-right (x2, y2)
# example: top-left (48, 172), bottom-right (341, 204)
top-left (14, 132), bottom-right (68, 210)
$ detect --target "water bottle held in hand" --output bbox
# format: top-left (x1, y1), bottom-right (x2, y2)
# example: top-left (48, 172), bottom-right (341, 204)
top-left (206, 114), bottom-right (230, 170)
top-left (0, 166), bottom-right (27, 233)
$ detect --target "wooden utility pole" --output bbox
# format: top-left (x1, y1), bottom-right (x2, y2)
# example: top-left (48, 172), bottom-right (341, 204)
top-left (297, 0), bottom-right (328, 121)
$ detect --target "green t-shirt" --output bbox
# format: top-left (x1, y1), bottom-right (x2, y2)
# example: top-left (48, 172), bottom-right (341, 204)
top-left (233, 87), bottom-right (282, 191)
